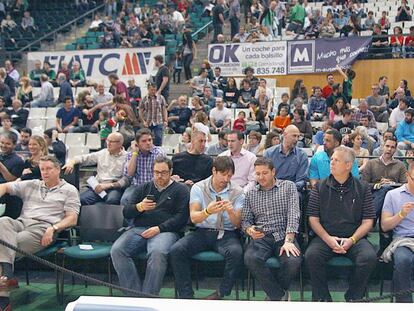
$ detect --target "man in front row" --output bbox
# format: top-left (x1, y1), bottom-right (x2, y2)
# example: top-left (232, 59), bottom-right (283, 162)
top-left (305, 146), bottom-right (377, 302)
top-left (0, 156), bottom-right (80, 311)
top-left (381, 162), bottom-right (414, 303)
top-left (243, 158), bottom-right (302, 301)
top-left (170, 156), bottom-right (244, 300)
top-left (111, 156), bottom-right (190, 295)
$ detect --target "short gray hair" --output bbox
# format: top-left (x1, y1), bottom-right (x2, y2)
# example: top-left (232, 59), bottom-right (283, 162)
top-left (39, 155), bottom-right (61, 168)
top-left (333, 146), bottom-right (356, 163)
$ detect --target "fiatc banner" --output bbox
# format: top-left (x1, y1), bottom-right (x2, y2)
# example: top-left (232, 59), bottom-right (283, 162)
top-left (208, 41), bottom-right (287, 76)
top-left (27, 46), bottom-right (165, 84)
top-left (287, 37), bottom-right (371, 74)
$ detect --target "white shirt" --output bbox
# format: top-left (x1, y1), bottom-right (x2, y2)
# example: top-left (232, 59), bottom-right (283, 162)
top-left (389, 107), bottom-right (406, 128)
top-left (209, 107), bottom-right (232, 122)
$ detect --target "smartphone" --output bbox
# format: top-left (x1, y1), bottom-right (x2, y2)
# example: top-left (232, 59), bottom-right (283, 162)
top-left (216, 195), bottom-right (222, 202)
top-left (254, 226), bottom-right (264, 233)
top-left (146, 194), bottom-right (156, 202)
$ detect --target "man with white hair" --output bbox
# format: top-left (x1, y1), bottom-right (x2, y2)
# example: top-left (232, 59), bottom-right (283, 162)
top-left (30, 74), bottom-right (54, 108)
top-left (57, 73), bottom-right (73, 105)
top-left (305, 146), bottom-right (377, 302)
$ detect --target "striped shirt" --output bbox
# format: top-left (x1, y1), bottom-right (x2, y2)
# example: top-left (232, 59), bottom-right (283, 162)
top-left (241, 179), bottom-right (300, 242)
top-left (140, 94), bottom-right (166, 126)
top-left (123, 146), bottom-right (166, 186)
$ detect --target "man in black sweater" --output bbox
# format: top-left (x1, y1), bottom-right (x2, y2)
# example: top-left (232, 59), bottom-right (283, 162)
top-left (304, 146), bottom-right (377, 302)
top-left (110, 156), bottom-right (190, 295)
top-left (172, 130), bottom-right (213, 186)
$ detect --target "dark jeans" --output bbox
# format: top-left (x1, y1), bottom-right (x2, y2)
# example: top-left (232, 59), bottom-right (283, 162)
top-left (305, 236), bottom-right (377, 301)
top-left (173, 69), bottom-right (182, 83)
top-left (80, 187), bottom-right (124, 206)
top-left (373, 185), bottom-right (393, 219)
top-left (70, 125), bottom-right (98, 133)
top-left (183, 53), bottom-right (193, 80)
top-left (169, 122), bottom-right (187, 134)
top-left (393, 246), bottom-right (414, 303)
top-left (212, 23), bottom-right (223, 43)
top-left (244, 235), bottom-right (302, 300)
top-left (170, 228), bottom-right (243, 298)
top-left (229, 17), bottom-right (240, 39)
top-left (149, 124), bottom-right (163, 146)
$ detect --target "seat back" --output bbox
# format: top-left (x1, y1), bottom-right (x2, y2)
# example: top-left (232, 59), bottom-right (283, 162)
top-left (79, 203), bottom-right (125, 242)
top-left (61, 164), bottom-right (80, 190)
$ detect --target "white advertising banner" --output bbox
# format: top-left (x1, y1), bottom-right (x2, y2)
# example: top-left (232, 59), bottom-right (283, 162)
top-left (207, 41), bottom-right (287, 76)
top-left (27, 46), bottom-right (165, 85)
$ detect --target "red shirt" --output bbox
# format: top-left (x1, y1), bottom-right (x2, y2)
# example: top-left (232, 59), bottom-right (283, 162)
top-left (405, 35), bottom-right (414, 46)
top-left (115, 81), bottom-right (130, 103)
top-left (233, 119), bottom-right (246, 132)
top-left (390, 35), bottom-right (405, 46)
top-left (322, 85), bottom-right (333, 99)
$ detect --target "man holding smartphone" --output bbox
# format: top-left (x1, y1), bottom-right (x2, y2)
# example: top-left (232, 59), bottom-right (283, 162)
top-left (110, 156), bottom-right (190, 295)
top-left (170, 156), bottom-right (244, 300)
top-left (242, 157), bottom-right (301, 301)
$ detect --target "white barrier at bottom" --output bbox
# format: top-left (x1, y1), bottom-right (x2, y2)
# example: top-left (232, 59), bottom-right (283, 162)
top-left (65, 296), bottom-right (411, 311)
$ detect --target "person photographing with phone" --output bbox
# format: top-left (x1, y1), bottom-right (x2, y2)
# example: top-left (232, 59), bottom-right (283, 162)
top-left (170, 156), bottom-right (244, 300)
top-left (110, 156), bottom-right (190, 295)
top-left (242, 157), bottom-right (301, 301)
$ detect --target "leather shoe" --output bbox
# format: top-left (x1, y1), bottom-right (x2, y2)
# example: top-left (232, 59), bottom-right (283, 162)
top-left (0, 278), bottom-right (19, 291)
top-left (203, 291), bottom-right (222, 300)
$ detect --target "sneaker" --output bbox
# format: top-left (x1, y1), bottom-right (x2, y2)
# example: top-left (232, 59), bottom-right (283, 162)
top-left (0, 303), bottom-right (11, 311)
top-left (281, 290), bottom-right (291, 301)
top-left (203, 290), bottom-right (222, 300)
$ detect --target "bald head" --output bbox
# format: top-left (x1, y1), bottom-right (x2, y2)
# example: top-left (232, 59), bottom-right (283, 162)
top-left (107, 132), bottom-right (124, 154)
top-left (283, 125), bottom-right (301, 149)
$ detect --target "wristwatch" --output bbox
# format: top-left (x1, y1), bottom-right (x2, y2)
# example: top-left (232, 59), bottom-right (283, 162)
top-left (52, 224), bottom-right (59, 232)
top-left (285, 236), bottom-right (294, 243)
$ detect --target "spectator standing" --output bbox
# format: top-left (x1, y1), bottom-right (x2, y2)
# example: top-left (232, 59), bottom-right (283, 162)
top-left (322, 73), bottom-right (335, 99)
top-left (56, 73), bottom-right (73, 106)
top-left (212, 0), bottom-right (225, 43)
top-left (229, 0), bottom-right (241, 39)
top-left (139, 83), bottom-right (168, 146)
top-left (154, 55), bottom-right (170, 102)
top-left (182, 29), bottom-right (197, 82)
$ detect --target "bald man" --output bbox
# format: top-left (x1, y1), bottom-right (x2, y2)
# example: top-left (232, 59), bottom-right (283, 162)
top-left (167, 95), bottom-right (192, 134)
top-left (63, 132), bottom-right (130, 205)
top-left (263, 125), bottom-right (309, 193)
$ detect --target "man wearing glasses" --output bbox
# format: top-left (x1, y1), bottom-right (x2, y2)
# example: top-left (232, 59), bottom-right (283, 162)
top-left (111, 156), bottom-right (190, 295)
top-left (63, 132), bottom-right (129, 205)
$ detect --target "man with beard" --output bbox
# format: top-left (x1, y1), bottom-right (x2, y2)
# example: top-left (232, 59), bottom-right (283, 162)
top-left (396, 108), bottom-right (414, 150)
top-left (362, 137), bottom-right (407, 218)
top-left (309, 129), bottom-right (359, 189)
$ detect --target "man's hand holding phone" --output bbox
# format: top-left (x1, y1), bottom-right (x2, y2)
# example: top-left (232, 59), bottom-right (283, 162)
top-left (138, 195), bottom-right (156, 212)
top-left (247, 226), bottom-right (265, 240)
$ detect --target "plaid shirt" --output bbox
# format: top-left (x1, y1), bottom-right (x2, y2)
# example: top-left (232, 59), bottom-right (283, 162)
top-left (140, 94), bottom-right (166, 126)
top-left (123, 146), bottom-right (166, 186)
top-left (241, 179), bottom-right (300, 242)
top-left (353, 109), bottom-right (377, 128)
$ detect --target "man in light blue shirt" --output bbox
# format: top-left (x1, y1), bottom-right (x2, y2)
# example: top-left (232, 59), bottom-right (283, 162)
top-left (309, 129), bottom-right (359, 188)
top-left (395, 108), bottom-right (414, 150)
top-left (264, 125), bottom-right (308, 193)
top-left (381, 162), bottom-right (414, 303)
top-left (170, 156), bottom-right (244, 300)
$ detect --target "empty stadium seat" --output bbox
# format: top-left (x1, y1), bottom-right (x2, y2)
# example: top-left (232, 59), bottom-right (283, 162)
top-left (27, 119), bottom-right (46, 131)
top-left (67, 146), bottom-right (89, 159)
top-left (377, 122), bottom-right (389, 134)
top-left (163, 134), bottom-right (181, 148)
top-left (65, 133), bottom-right (86, 146)
top-left (46, 107), bottom-right (60, 118)
top-left (45, 118), bottom-right (56, 129)
top-left (28, 108), bottom-right (46, 119)
top-left (86, 133), bottom-right (101, 150)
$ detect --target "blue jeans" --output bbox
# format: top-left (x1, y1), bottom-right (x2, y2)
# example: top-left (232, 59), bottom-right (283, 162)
top-left (80, 187), bottom-right (123, 206)
top-left (149, 124), bottom-right (163, 146)
top-left (393, 246), bottom-right (414, 303)
top-left (31, 99), bottom-right (54, 108)
top-left (120, 185), bottom-right (139, 207)
top-left (110, 227), bottom-right (179, 295)
top-left (373, 185), bottom-right (393, 219)
top-left (170, 228), bottom-right (243, 298)
top-left (244, 235), bottom-right (302, 300)
top-left (70, 125), bottom-right (98, 133)
top-left (229, 17), bottom-right (239, 39)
